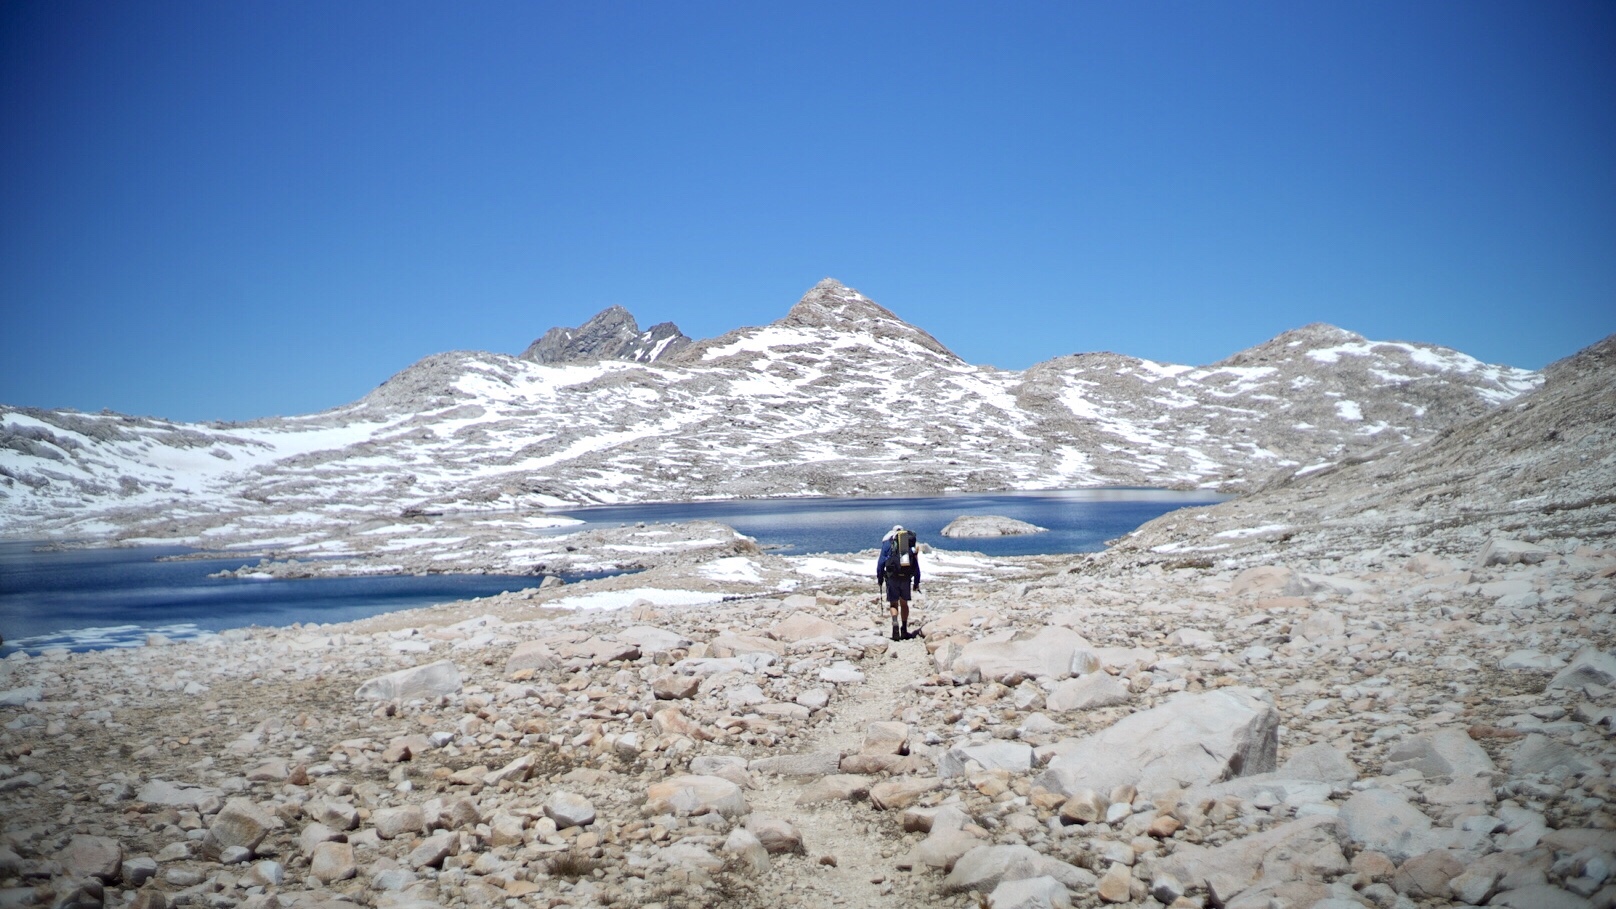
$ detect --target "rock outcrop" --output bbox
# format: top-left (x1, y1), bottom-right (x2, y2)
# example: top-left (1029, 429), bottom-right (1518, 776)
top-left (519, 304), bottom-right (692, 365)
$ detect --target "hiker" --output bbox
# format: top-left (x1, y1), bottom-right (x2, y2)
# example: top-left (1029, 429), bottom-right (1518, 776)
top-left (876, 524), bottom-right (921, 641)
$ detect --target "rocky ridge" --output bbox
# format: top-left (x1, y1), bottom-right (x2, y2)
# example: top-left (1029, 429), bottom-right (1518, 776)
top-left (519, 306), bottom-right (692, 366)
top-left (0, 281), bottom-right (1541, 573)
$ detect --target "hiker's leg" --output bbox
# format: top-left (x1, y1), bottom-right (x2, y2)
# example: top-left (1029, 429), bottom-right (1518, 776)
top-left (889, 599), bottom-right (900, 640)
top-left (899, 599), bottom-right (910, 636)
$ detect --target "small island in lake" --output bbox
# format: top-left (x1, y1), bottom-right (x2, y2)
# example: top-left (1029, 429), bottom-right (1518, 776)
top-left (940, 515), bottom-right (1049, 538)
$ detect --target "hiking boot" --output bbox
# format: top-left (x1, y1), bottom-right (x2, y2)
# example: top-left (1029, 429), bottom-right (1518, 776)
top-left (891, 625), bottom-right (901, 641)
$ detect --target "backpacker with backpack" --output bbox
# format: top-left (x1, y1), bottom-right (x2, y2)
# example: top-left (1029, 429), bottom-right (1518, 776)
top-left (885, 529), bottom-right (916, 579)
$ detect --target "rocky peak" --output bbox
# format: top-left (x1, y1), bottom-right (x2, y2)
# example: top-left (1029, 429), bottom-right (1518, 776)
top-left (777, 278), bottom-right (960, 360)
top-left (1215, 324), bottom-right (1366, 368)
top-left (520, 305), bottom-right (691, 365)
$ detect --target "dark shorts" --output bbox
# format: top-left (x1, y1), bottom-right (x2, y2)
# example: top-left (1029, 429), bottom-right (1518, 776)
top-left (884, 573), bottom-right (913, 602)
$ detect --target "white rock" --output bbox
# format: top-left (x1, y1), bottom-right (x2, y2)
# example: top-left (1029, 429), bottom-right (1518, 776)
top-left (354, 660), bottom-right (462, 701)
top-left (645, 774), bottom-right (748, 818)
top-left (1046, 672), bottom-right (1130, 712)
top-left (940, 741), bottom-right (1034, 779)
top-left (1548, 647), bottom-right (1616, 691)
top-left (988, 874), bottom-right (1072, 909)
top-left (944, 844), bottom-right (1097, 893)
top-left (544, 792), bottom-right (597, 829)
top-left (1039, 687), bottom-right (1278, 798)
top-left (721, 828), bottom-right (770, 874)
top-left (954, 626), bottom-right (1098, 684)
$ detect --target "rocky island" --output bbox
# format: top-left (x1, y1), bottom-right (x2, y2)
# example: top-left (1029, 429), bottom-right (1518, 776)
top-left (940, 516), bottom-right (1049, 538)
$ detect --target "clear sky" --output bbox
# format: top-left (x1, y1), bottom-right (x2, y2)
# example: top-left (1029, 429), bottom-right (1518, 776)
top-left (3, 2), bottom-right (1613, 423)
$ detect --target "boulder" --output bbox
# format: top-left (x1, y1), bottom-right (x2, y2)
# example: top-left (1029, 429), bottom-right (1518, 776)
top-left (953, 626), bottom-right (1098, 684)
top-left (615, 625), bottom-right (693, 654)
top-left (987, 875), bottom-right (1072, 909)
top-left (926, 607), bottom-right (1006, 635)
top-left (901, 827), bottom-right (982, 872)
top-left (1500, 650), bottom-right (1566, 671)
top-left (749, 751), bottom-right (842, 778)
top-left (940, 741), bottom-right (1034, 779)
top-left (721, 828), bottom-right (770, 875)
top-left (944, 844), bottom-right (1097, 894)
top-left (543, 792), bottom-right (596, 829)
top-left (1393, 849), bottom-right (1464, 900)
top-left (870, 777), bottom-right (943, 811)
top-left (1510, 734), bottom-right (1596, 777)
top-left (768, 614), bottom-right (845, 643)
top-left (1491, 884), bottom-right (1595, 909)
top-left (1058, 790), bottom-right (1108, 825)
top-left (557, 636), bottom-right (640, 664)
top-left (1046, 672), bottom-right (1130, 712)
top-left (795, 774), bottom-right (872, 806)
top-left (298, 823), bottom-right (342, 855)
top-left (707, 632), bottom-right (785, 658)
top-left (372, 805), bottom-right (426, 840)
top-left (861, 722), bottom-right (910, 755)
top-left (503, 641), bottom-right (559, 675)
top-left (1336, 789), bottom-right (1442, 863)
top-left (1383, 727), bottom-right (1497, 782)
top-left (660, 843), bottom-right (725, 873)
top-left (209, 798), bottom-right (275, 853)
top-left (645, 775), bottom-right (747, 818)
top-left (744, 816), bottom-right (805, 855)
top-left (483, 753), bottom-right (536, 785)
top-left (355, 660), bottom-right (462, 702)
top-left (652, 675), bottom-right (701, 700)
top-left (59, 836), bottom-right (121, 882)
top-left (309, 841), bottom-right (356, 884)
top-left (1276, 743), bottom-right (1358, 782)
top-left (1548, 647), bottom-right (1616, 692)
top-left (407, 832), bottom-right (457, 870)
top-left (1039, 687), bottom-right (1279, 798)
top-left (1476, 537), bottom-right (1556, 568)
top-left (819, 661), bottom-right (864, 684)
top-left (136, 779), bottom-right (219, 807)
top-left (1229, 566), bottom-right (1306, 597)
top-left (1096, 863), bottom-right (1132, 903)
top-left (689, 755), bottom-right (751, 788)
top-left (1158, 815), bottom-right (1344, 908)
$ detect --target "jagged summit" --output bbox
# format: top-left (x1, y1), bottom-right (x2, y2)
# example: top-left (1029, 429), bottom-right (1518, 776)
top-left (520, 305), bottom-right (691, 365)
top-left (746, 278), bottom-right (961, 361)
top-left (781, 278), bottom-right (903, 327)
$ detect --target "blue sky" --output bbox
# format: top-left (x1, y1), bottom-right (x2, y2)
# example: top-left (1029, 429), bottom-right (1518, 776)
top-left (3, 2), bottom-right (1613, 423)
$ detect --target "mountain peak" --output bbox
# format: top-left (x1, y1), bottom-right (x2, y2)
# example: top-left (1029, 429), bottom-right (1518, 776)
top-left (520, 306), bottom-right (692, 365)
top-left (776, 278), bottom-right (960, 360)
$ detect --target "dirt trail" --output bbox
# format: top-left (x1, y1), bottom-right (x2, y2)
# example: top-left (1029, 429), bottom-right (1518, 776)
top-left (743, 623), bottom-right (944, 908)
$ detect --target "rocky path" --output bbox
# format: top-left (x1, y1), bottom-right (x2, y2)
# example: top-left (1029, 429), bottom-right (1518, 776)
top-left (746, 627), bottom-right (936, 908)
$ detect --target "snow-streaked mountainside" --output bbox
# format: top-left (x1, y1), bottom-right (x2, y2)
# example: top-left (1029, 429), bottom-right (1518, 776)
top-left (0, 279), bottom-right (1540, 551)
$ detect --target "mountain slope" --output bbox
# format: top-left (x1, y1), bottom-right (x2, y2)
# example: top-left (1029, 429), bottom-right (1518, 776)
top-left (0, 280), bottom-right (1542, 552)
top-left (1113, 333), bottom-right (1616, 564)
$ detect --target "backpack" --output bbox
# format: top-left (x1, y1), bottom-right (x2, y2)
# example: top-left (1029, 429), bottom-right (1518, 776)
top-left (886, 530), bottom-right (915, 578)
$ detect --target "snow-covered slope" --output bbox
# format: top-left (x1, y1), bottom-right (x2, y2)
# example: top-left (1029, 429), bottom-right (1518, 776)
top-left (0, 279), bottom-right (1540, 550)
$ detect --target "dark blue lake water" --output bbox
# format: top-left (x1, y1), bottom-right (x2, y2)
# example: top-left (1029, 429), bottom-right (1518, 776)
top-left (1, 489), bottom-right (1222, 657)
top-left (554, 488), bottom-right (1225, 558)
